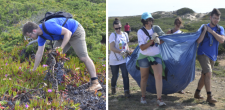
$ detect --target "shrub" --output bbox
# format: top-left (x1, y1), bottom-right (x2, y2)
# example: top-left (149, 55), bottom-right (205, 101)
top-left (177, 8), bottom-right (194, 15)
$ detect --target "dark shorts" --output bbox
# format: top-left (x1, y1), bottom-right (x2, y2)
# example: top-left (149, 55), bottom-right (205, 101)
top-left (138, 57), bottom-right (162, 68)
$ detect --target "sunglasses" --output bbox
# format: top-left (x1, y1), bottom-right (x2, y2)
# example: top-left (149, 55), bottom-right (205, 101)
top-left (115, 27), bottom-right (121, 30)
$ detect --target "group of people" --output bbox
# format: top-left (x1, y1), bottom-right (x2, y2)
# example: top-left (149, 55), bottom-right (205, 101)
top-left (109, 8), bottom-right (224, 106)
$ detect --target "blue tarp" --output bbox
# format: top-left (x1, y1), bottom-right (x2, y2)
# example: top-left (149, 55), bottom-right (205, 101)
top-left (126, 25), bottom-right (204, 94)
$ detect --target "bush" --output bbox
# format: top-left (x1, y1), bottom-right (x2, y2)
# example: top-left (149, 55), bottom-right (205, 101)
top-left (177, 8), bottom-right (194, 15)
top-left (0, 0), bottom-right (106, 62)
top-left (152, 14), bottom-right (161, 19)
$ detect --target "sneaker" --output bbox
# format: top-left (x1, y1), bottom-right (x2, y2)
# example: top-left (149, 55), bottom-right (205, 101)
top-left (140, 97), bottom-right (147, 104)
top-left (85, 79), bottom-right (102, 92)
top-left (157, 99), bottom-right (166, 106)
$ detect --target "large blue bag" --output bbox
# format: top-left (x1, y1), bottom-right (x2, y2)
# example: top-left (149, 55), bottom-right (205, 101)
top-left (126, 25), bottom-right (204, 94)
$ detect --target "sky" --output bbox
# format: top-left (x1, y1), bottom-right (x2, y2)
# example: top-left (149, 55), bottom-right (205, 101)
top-left (108, 0), bottom-right (225, 17)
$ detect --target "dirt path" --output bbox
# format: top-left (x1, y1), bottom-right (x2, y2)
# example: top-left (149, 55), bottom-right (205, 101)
top-left (108, 53), bottom-right (225, 110)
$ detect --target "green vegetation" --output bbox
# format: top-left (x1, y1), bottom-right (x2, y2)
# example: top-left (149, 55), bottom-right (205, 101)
top-left (0, 0), bottom-right (106, 62)
top-left (202, 8), bottom-right (225, 21)
top-left (177, 7), bottom-right (194, 15)
top-left (0, 0), bottom-right (106, 109)
top-left (108, 8), bottom-right (225, 55)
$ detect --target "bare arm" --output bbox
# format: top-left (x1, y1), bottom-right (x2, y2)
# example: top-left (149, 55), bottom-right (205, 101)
top-left (207, 26), bottom-right (225, 43)
top-left (32, 45), bottom-right (45, 71)
top-left (139, 40), bottom-right (154, 51)
top-left (60, 27), bottom-right (72, 49)
top-left (197, 25), bottom-right (207, 44)
top-left (110, 42), bottom-right (121, 53)
top-left (166, 30), bottom-right (171, 34)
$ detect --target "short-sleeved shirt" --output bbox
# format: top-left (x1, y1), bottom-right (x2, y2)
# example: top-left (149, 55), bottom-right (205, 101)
top-left (124, 25), bottom-right (130, 31)
top-left (109, 32), bottom-right (129, 65)
top-left (38, 18), bottom-right (79, 46)
top-left (137, 27), bottom-right (160, 56)
top-left (197, 23), bottom-right (225, 61)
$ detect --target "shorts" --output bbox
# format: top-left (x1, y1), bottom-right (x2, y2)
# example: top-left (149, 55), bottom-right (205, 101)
top-left (53, 24), bottom-right (88, 58)
top-left (138, 57), bottom-right (162, 68)
top-left (197, 54), bottom-right (215, 74)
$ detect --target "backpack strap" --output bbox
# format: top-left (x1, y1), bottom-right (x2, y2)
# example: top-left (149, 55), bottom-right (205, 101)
top-left (41, 18), bottom-right (69, 48)
top-left (123, 32), bottom-right (129, 43)
top-left (113, 32), bottom-right (119, 61)
top-left (141, 27), bottom-right (154, 46)
top-left (171, 29), bottom-right (173, 34)
top-left (216, 24), bottom-right (221, 34)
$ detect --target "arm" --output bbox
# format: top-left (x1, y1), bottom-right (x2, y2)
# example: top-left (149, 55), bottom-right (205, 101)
top-left (32, 45), bottom-right (45, 71)
top-left (60, 27), bottom-right (72, 49)
top-left (207, 26), bottom-right (225, 43)
top-left (139, 40), bottom-right (154, 51)
top-left (166, 30), bottom-right (171, 34)
top-left (110, 42), bottom-right (122, 53)
top-left (197, 25), bottom-right (207, 44)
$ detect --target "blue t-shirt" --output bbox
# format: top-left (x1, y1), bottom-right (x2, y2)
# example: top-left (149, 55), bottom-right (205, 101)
top-left (38, 18), bottom-right (79, 46)
top-left (197, 23), bottom-right (225, 61)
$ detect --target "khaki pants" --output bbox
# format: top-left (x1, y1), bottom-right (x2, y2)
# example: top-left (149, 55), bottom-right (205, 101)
top-left (197, 55), bottom-right (215, 74)
top-left (53, 24), bottom-right (88, 58)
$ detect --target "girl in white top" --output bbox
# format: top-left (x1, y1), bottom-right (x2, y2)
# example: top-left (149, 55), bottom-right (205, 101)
top-left (166, 17), bottom-right (185, 94)
top-left (166, 17), bottom-right (183, 34)
top-left (109, 18), bottom-right (131, 98)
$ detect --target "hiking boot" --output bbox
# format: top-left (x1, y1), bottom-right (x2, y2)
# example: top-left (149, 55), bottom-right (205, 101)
top-left (157, 99), bottom-right (166, 106)
top-left (206, 94), bottom-right (217, 104)
top-left (140, 97), bottom-right (147, 104)
top-left (124, 90), bottom-right (131, 98)
top-left (194, 90), bottom-right (204, 99)
top-left (86, 79), bottom-right (102, 92)
top-left (111, 87), bottom-right (116, 95)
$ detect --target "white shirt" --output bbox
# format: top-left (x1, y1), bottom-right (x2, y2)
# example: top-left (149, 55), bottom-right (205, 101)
top-left (173, 29), bottom-right (182, 34)
top-left (109, 32), bottom-right (129, 65)
top-left (137, 28), bottom-right (160, 56)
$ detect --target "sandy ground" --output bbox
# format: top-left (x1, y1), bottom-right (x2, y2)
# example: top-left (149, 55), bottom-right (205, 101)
top-left (108, 46), bottom-right (225, 110)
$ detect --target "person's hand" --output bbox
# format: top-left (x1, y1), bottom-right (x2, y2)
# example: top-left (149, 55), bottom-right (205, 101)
top-left (203, 25), bottom-right (208, 32)
top-left (154, 37), bottom-right (160, 44)
top-left (120, 51), bottom-right (126, 56)
top-left (207, 25), bottom-right (214, 34)
top-left (126, 50), bottom-right (133, 55)
top-left (151, 33), bottom-right (159, 41)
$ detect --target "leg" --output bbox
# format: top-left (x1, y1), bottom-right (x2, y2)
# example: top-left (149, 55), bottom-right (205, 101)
top-left (204, 72), bottom-right (212, 92)
top-left (151, 64), bottom-right (163, 99)
top-left (137, 58), bottom-right (150, 98)
top-left (197, 73), bottom-right (205, 90)
top-left (205, 60), bottom-right (217, 103)
top-left (119, 63), bottom-right (131, 97)
top-left (110, 65), bottom-right (120, 90)
top-left (119, 63), bottom-right (129, 91)
top-left (70, 24), bottom-right (101, 92)
top-left (140, 67), bottom-right (149, 97)
top-left (69, 24), bottom-right (96, 78)
top-left (79, 56), bottom-right (96, 77)
top-left (194, 55), bottom-right (209, 99)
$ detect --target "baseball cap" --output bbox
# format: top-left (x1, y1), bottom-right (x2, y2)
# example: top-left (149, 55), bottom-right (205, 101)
top-left (141, 12), bottom-right (154, 20)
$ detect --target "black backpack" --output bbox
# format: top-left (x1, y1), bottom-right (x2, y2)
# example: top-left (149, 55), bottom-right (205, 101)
top-left (39, 11), bottom-right (73, 48)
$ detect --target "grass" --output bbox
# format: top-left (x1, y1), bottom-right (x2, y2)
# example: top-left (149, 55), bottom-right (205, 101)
top-left (0, 41), bottom-right (106, 109)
